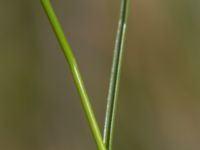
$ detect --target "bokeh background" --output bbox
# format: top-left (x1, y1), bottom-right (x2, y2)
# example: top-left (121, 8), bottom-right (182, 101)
top-left (1, 0), bottom-right (200, 150)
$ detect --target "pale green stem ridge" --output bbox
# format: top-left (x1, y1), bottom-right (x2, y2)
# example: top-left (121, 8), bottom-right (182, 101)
top-left (103, 0), bottom-right (130, 150)
top-left (41, 0), bottom-right (106, 150)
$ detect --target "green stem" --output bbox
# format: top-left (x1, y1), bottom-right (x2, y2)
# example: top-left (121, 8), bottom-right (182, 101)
top-left (103, 0), bottom-right (130, 150)
top-left (41, 0), bottom-right (106, 150)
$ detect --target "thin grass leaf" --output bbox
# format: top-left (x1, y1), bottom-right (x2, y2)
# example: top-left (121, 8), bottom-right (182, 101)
top-left (41, 0), bottom-right (106, 149)
top-left (103, 0), bottom-right (130, 149)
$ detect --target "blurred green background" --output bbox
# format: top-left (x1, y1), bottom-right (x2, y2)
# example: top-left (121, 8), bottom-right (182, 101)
top-left (1, 0), bottom-right (200, 150)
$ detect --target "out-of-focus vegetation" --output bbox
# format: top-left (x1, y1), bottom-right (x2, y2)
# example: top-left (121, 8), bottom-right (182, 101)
top-left (1, 0), bottom-right (200, 150)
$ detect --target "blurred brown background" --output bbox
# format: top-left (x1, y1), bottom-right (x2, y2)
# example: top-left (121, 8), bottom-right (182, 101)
top-left (1, 0), bottom-right (200, 150)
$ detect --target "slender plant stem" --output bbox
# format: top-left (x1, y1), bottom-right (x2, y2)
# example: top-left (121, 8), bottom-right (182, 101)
top-left (103, 0), bottom-right (130, 150)
top-left (41, 0), bottom-right (106, 150)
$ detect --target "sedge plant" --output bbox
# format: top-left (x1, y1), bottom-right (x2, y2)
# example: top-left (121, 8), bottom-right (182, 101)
top-left (41, 0), bottom-right (130, 150)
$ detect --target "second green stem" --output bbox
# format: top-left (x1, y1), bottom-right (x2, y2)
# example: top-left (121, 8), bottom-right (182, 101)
top-left (103, 0), bottom-right (130, 150)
